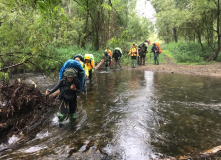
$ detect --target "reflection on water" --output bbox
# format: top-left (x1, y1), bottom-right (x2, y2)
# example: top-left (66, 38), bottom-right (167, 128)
top-left (104, 71), bottom-right (157, 160)
top-left (1, 70), bottom-right (221, 159)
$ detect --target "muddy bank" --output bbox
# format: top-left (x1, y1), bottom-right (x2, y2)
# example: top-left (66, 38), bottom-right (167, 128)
top-left (124, 58), bottom-right (221, 78)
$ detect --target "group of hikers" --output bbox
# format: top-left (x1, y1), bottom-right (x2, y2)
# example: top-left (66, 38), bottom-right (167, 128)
top-left (45, 40), bottom-right (161, 124)
top-left (45, 47), bottom-right (123, 124)
top-left (128, 40), bottom-right (161, 68)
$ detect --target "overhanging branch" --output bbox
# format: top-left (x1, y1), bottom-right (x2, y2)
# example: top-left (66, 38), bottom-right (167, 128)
top-left (0, 55), bottom-right (33, 71)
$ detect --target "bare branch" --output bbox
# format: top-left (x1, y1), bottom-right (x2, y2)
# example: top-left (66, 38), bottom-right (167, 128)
top-left (72, 0), bottom-right (83, 7)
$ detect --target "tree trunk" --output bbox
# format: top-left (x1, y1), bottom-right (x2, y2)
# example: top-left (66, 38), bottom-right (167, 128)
top-left (195, 29), bottom-right (204, 51)
top-left (208, 0), bottom-right (221, 61)
top-left (166, 25), bottom-right (169, 44)
top-left (94, 11), bottom-right (100, 51)
top-left (213, 0), bottom-right (221, 60)
top-left (173, 27), bottom-right (178, 43)
top-left (66, 0), bottom-right (71, 15)
top-left (81, 0), bottom-right (89, 48)
top-left (193, 32), bottom-right (195, 42)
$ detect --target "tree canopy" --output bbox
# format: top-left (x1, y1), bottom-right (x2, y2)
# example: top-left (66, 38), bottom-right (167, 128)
top-left (151, 0), bottom-right (221, 60)
top-left (0, 0), bottom-right (153, 80)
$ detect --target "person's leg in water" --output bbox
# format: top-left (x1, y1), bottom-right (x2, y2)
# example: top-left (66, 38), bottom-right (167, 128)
top-left (134, 57), bottom-right (137, 68)
top-left (137, 56), bottom-right (139, 65)
top-left (113, 59), bottom-right (117, 71)
top-left (156, 53), bottom-right (159, 65)
top-left (142, 55), bottom-right (146, 65)
top-left (89, 69), bottom-right (93, 83)
top-left (131, 57), bottom-right (133, 68)
top-left (139, 54), bottom-right (143, 65)
top-left (153, 53), bottom-right (157, 65)
top-left (69, 100), bottom-right (77, 126)
top-left (57, 112), bottom-right (67, 123)
top-left (57, 99), bottom-right (68, 123)
top-left (131, 56), bottom-right (136, 68)
top-left (118, 59), bottom-right (123, 70)
top-left (105, 62), bottom-right (110, 73)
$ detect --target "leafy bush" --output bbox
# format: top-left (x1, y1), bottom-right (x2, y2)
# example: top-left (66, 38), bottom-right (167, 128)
top-left (34, 45), bottom-right (106, 74)
top-left (165, 42), bottom-right (213, 64)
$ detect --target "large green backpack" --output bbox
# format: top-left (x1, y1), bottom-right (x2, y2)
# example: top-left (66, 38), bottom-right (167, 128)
top-left (139, 43), bottom-right (147, 53)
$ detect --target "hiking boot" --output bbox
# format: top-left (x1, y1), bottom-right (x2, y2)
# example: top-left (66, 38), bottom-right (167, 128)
top-left (70, 113), bottom-right (78, 119)
top-left (57, 112), bottom-right (67, 122)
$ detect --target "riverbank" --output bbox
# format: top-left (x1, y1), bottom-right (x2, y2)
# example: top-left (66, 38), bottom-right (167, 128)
top-left (124, 57), bottom-right (221, 77)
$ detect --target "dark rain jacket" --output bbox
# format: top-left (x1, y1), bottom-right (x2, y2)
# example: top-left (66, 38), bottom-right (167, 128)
top-left (49, 78), bottom-right (81, 102)
top-left (138, 43), bottom-right (148, 55)
top-left (112, 49), bottom-right (122, 61)
top-left (151, 45), bottom-right (159, 54)
top-left (103, 53), bottom-right (112, 62)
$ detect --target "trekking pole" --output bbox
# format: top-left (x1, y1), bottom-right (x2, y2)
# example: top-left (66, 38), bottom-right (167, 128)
top-left (45, 89), bottom-right (50, 130)
top-left (85, 83), bottom-right (87, 100)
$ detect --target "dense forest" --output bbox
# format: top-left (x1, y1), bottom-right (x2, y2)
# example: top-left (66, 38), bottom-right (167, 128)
top-left (152, 0), bottom-right (221, 62)
top-left (0, 0), bottom-right (153, 81)
top-left (1, 0), bottom-right (221, 81)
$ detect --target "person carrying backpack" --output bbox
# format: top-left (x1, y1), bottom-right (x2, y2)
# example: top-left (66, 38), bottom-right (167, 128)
top-left (84, 54), bottom-right (95, 83)
top-left (138, 40), bottom-right (148, 65)
top-left (112, 47), bottom-right (123, 70)
top-left (59, 59), bottom-right (85, 91)
top-left (102, 49), bottom-right (112, 73)
top-left (150, 43), bottom-right (159, 65)
top-left (46, 68), bottom-right (81, 124)
top-left (128, 42), bottom-right (139, 68)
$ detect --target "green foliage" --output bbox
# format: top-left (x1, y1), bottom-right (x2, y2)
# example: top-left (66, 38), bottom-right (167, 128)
top-left (0, 61), bottom-right (9, 82)
top-left (126, 12), bottom-right (151, 42)
top-left (165, 42), bottom-right (213, 64)
top-left (0, 0), bottom-right (84, 79)
top-left (34, 45), bottom-right (106, 74)
top-left (0, 0), bottom-right (155, 80)
top-left (107, 29), bottom-right (129, 52)
top-left (151, 0), bottom-right (221, 60)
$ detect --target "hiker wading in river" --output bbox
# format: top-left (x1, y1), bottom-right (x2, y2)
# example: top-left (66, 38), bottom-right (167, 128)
top-left (128, 42), bottom-right (139, 68)
top-left (46, 68), bottom-right (81, 124)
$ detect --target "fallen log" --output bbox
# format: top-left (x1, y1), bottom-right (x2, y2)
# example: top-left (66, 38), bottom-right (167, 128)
top-left (93, 60), bottom-right (104, 73)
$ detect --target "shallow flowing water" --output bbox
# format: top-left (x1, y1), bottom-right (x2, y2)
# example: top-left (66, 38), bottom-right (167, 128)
top-left (1, 70), bottom-right (221, 159)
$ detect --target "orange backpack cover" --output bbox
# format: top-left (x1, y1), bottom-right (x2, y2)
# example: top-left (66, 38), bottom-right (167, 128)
top-left (107, 49), bottom-right (113, 66)
top-left (155, 42), bottom-right (162, 53)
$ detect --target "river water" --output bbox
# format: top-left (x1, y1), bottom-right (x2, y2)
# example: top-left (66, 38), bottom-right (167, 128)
top-left (1, 69), bottom-right (221, 159)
